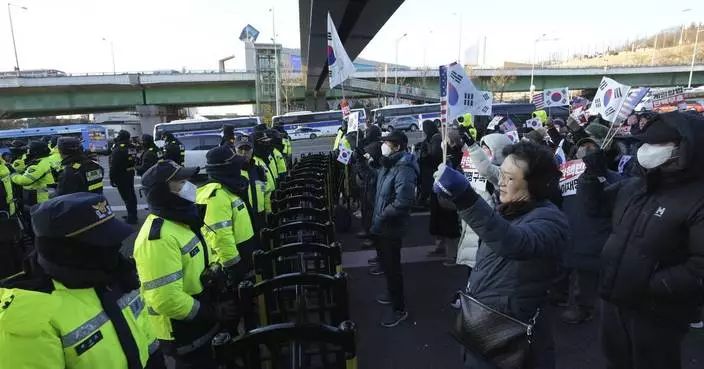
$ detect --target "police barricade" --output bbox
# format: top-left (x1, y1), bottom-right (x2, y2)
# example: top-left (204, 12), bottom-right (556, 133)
top-left (253, 242), bottom-right (342, 280)
top-left (269, 207), bottom-right (331, 226)
top-left (272, 195), bottom-right (327, 214)
top-left (212, 321), bottom-right (358, 369)
top-left (261, 221), bottom-right (335, 251)
top-left (274, 185), bottom-right (326, 201)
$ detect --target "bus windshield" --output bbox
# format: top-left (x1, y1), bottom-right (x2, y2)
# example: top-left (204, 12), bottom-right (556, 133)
top-left (0, 124), bottom-right (109, 154)
top-left (153, 117), bottom-right (261, 139)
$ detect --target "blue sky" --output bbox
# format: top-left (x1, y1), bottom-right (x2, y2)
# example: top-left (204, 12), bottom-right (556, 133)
top-left (0, 0), bottom-right (700, 74)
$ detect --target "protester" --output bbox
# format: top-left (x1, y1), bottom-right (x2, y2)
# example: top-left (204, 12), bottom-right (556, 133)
top-left (579, 111), bottom-right (704, 369)
top-left (354, 124), bottom-right (382, 249)
top-left (366, 130), bottom-right (418, 328)
top-left (451, 132), bottom-right (512, 308)
top-left (418, 120), bottom-right (441, 207)
top-left (434, 140), bottom-right (568, 369)
top-left (560, 128), bottom-right (622, 324)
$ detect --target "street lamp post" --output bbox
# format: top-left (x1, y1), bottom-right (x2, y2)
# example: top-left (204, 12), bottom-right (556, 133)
top-left (453, 13), bottom-right (463, 63)
top-left (394, 33), bottom-right (407, 101)
top-left (102, 37), bottom-right (116, 74)
top-left (270, 7), bottom-right (281, 116)
top-left (680, 9), bottom-right (692, 45)
top-left (688, 25), bottom-right (702, 88)
top-left (7, 3), bottom-right (27, 77)
top-left (530, 34), bottom-right (558, 102)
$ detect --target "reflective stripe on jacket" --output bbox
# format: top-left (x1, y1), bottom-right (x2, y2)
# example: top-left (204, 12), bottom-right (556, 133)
top-left (0, 282), bottom-right (158, 369)
top-left (196, 182), bottom-right (256, 273)
top-left (133, 214), bottom-right (211, 341)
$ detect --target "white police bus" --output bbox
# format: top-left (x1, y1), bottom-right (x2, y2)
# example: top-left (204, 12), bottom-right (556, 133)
top-left (272, 109), bottom-right (367, 137)
top-left (152, 116), bottom-right (261, 169)
top-left (370, 103), bottom-right (441, 131)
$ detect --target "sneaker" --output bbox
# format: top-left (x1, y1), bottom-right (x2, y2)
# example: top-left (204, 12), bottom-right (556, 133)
top-left (369, 267), bottom-right (384, 276)
top-left (368, 257), bottom-right (379, 265)
top-left (361, 239), bottom-right (374, 249)
top-left (353, 210), bottom-right (362, 219)
top-left (380, 310), bottom-right (409, 328)
top-left (376, 294), bottom-right (392, 305)
top-left (690, 321), bottom-right (704, 329)
top-left (560, 307), bottom-right (593, 324)
top-left (356, 231), bottom-right (370, 239)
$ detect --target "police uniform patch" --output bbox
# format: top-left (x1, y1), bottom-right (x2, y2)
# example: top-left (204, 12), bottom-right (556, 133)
top-left (92, 201), bottom-right (112, 219)
top-left (85, 169), bottom-right (102, 182)
top-left (1, 294), bottom-right (15, 310)
top-left (189, 246), bottom-right (200, 258)
top-left (75, 331), bottom-right (103, 356)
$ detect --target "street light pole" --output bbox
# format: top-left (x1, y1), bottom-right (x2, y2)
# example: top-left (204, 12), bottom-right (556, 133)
top-left (453, 13), bottom-right (463, 63)
top-left (270, 7), bottom-right (280, 116)
top-left (680, 9), bottom-right (692, 45)
top-left (688, 25), bottom-right (702, 88)
top-left (394, 33), bottom-right (407, 101)
top-left (7, 3), bottom-right (27, 77)
top-left (530, 34), bottom-right (558, 102)
top-left (102, 37), bottom-right (116, 74)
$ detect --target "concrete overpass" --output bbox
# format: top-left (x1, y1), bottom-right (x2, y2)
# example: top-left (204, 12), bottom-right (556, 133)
top-left (1, 65), bottom-right (703, 118)
top-left (298, 0), bottom-right (406, 109)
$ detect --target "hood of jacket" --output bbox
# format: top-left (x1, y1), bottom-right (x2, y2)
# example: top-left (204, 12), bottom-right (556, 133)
top-left (422, 120), bottom-right (439, 140)
top-left (658, 111), bottom-right (704, 179)
top-left (480, 133), bottom-right (513, 165)
top-left (392, 151), bottom-right (420, 175)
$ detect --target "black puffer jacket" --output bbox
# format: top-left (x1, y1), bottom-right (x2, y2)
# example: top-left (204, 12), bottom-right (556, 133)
top-left (579, 111), bottom-right (704, 321)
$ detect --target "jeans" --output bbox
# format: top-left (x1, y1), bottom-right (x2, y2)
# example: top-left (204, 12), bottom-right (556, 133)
top-left (376, 236), bottom-right (405, 311)
top-left (601, 300), bottom-right (689, 369)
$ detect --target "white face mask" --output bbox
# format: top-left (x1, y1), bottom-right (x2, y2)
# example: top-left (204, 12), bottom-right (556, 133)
top-left (381, 142), bottom-right (394, 157)
top-left (176, 181), bottom-right (198, 202)
top-left (637, 143), bottom-right (676, 169)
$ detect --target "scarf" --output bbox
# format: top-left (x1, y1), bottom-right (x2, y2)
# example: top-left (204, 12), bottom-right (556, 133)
top-left (497, 200), bottom-right (539, 221)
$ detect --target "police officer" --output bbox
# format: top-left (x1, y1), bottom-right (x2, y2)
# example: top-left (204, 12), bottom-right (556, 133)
top-left (137, 134), bottom-right (161, 176)
top-left (220, 125), bottom-right (236, 147)
top-left (197, 146), bottom-right (257, 275)
top-left (273, 122), bottom-right (292, 163)
top-left (162, 132), bottom-right (185, 165)
top-left (11, 141), bottom-right (55, 207)
top-left (8, 140), bottom-right (27, 174)
top-left (266, 129), bottom-right (288, 181)
top-left (133, 161), bottom-right (235, 369)
top-left (110, 130), bottom-right (138, 224)
top-left (234, 134), bottom-right (273, 232)
top-left (252, 126), bottom-right (279, 187)
top-left (56, 137), bottom-right (105, 196)
top-left (48, 135), bottom-right (63, 181)
top-left (0, 192), bottom-right (166, 369)
top-left (333, 118), bottom-right (348, 150)
top-left (0, 156), bottom-right (21, 279)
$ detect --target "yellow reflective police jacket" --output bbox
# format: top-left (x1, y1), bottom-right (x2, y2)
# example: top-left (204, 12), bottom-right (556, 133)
top-left (48, 146), bottom-right (63, 175)
top-left (0, 281), bottom-right (158, 369)
top-left (272, 148), bottom-right (288, 178)
top-left (10, 156), bottom-right (56, 205)
top-left (0, 159), bottom-right (15, 216)
top-left (255, 155), bottom-right (278, 188)
top-left (11, 154), bottom-right (26, 174)
top-left (196, 183), bottom-right (256, 273)
top-left (282, 137), bottom-right (292, 156)
top-left (133, 214), bottom-right (215, 342)
top-left (253, 157), bottom-right (276, 213)
top-left (333, 129), bottom-right (344, 150)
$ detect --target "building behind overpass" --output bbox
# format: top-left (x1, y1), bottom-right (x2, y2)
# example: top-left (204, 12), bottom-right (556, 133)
top-left (242, 41), bottom-right (410, 116)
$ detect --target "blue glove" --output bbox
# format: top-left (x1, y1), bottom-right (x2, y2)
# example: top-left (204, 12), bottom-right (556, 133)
top-left (433, 163), bottom-right (470, 199)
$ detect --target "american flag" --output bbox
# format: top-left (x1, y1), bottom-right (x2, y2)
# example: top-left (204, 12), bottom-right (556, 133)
top-left (617, 87), bottom-right (650, 122)
top-left (439, 65), bottom-right (448, 123)
top-left (533, 92), bottom-right (545, 109)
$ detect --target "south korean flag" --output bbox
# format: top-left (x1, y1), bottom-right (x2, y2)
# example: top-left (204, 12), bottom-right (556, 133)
top-left (445, 63), bottom-right (493, 121)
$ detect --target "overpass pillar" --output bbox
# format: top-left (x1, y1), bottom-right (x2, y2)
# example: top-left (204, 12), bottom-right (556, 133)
top-left (136, 105), bottom-right (178, 137)
top-left (304, 91), bottom-right (328, 111)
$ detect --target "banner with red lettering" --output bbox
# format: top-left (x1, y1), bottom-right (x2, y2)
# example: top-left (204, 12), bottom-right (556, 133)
top-left (559, 159), bottom-right (586, 196)
top-left (461, 149), bottom-right (488, 191)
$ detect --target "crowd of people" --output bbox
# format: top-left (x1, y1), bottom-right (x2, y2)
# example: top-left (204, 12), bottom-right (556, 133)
top-left (1, 105), bottom-right (703, 369)
top-left (0, 123), bottom-right (292, 368)
top-left (344, 108), bottom-right (704, 369)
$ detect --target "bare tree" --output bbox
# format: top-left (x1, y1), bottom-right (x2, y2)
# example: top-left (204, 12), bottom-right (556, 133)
top-left (374, 64), bottom-right (386, 106)
top-left (280, 60), bottom-right (306, 113)
top-left (417, 66), bottom-right (431, 90)
top-left (486, 69), bottom-right (517, 103)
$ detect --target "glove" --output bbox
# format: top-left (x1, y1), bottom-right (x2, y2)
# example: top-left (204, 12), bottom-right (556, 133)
top-left (433, 162), bottom-right (470, 200)
top-left (582, 149), bottom-right (608, 177)
top-left (458, 126), bottom-right (476, 147)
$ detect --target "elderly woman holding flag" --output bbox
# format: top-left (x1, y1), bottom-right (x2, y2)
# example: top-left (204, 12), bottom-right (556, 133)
top-left (434, 139), bottom-right (568, 369)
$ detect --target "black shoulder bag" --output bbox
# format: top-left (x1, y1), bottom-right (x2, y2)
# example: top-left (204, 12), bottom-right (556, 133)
top-left (452, 291), bottom-right (539, 369)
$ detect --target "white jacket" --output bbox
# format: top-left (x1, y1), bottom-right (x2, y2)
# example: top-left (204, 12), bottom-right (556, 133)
top-left (455, 134), bottom-right (512, 267)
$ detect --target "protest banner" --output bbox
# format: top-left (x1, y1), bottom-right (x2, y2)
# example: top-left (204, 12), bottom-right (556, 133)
top-left (559, 159), bottom-right (586, 196)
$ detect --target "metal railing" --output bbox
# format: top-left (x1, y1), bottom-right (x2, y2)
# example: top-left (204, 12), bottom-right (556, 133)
top-left (341, 78), bottom-right (439, 102)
